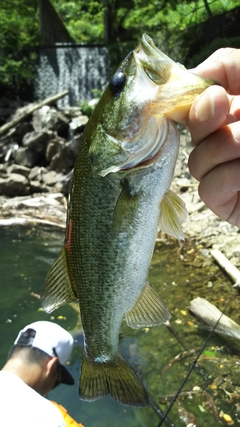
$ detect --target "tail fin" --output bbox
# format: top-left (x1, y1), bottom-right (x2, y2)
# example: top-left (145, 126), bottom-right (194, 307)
top-left (79, 352), bottom-right (149, 407)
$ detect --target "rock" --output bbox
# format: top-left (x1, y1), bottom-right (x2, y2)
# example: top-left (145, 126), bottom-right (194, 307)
top-left (46, 137), bottom-right (65, 162)
top-left (0, 141), bottom-right (19, 162)
top-left (12, 131), bottom-right (52, 167)
top-left (55, 170), bottom-right (73, 195)
top-left (42, 170), bottom-right (64, 187)
top-left (64, 136), bottom-right (81, 158)
top-left (29, 166), bottom-right (47, 182)
top-left (30, 180), bottom-right (51, 193)
top-left (0, 173), bottom-right (30, 196)
top-left (88, 98), bottom-right (100, 108)
top-left (12, 122), bottom-right (34, 143)
top-left (60, 106), bottom-right (83, 118)
top-left (12, 147), bottom-right (41, 168)
top-left (7, 164), bottom-right (30, 178)
top-left (0, 163), bottom-right (8, 176)
top-left (49, 136), bottom-right (81, 173)
top-left (0, 99), bottom-right (82, 199)
top-left (69, 115), bottom-right (88, 134)
top-left (22, 131), bottom-right (51, 153)
top-left (32, 106), bottom-right (69, 136)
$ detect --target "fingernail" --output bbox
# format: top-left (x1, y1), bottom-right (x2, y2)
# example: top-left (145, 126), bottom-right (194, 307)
top-left (195, 91), bottom-right (215, 122)
top-left (232, 123), bottom-right (240, 143)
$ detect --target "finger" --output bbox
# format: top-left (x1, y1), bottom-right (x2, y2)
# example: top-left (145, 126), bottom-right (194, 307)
top-left (187, 85), bottom-right (229, 146)
top-left (197, 159), bottom-right (240, 227)
top-left (229, 95), bottom-right (240, 120)
top-left (188, 121), bottom-right (240, 181)
top-left (192, 48), bottom-right (240, 94)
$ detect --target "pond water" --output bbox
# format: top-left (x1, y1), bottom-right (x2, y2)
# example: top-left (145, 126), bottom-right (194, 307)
top-left (0, 225), bottom-right (240, 426)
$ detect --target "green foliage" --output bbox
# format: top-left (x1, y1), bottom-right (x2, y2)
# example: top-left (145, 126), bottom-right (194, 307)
top-left (187, 36), bottom-right (240, 67)
top-left (51, 0), bottom-right (104, 42)
top-left (0, 0), bottom-right (39, 95)
top-left (77, 100), bottom-right (94, 117)
top-left (1, 0), bottom-right (240, 98)
top-left (91, 88), bottom-right (103, 98)
top-left (77, 88), bottom-right (103, 116)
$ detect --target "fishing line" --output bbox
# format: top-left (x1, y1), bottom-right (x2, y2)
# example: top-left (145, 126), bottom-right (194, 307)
top-left (156, 283), bottom-right (239, 427)
top-left (148, 394), bottom-right (175, 427)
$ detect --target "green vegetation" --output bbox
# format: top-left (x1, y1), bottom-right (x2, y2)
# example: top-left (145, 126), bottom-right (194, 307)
top-left (1, 0), bottom-right (240, 97)
top-left (0, 0), bottom-right (39, 96)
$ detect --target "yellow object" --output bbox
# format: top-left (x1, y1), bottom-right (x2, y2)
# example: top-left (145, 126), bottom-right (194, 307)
top-left (51, 401), bottom-right (85, 427)
top-left (180, 310), bottom-right (187, 316)
top-left (223, 413), bottom-right (234, 425)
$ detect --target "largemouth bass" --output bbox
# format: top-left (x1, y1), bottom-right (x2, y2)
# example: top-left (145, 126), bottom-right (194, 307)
top-left (42, 34), bottom-right (213, 407)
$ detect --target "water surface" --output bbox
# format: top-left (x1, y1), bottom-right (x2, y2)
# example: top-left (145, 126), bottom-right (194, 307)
top-left (0, 226), bottom-right (239, 426)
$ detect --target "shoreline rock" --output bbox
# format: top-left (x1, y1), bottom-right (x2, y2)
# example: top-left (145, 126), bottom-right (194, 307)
top-left (0, 97), bottom-right (90, 196)
top-left (0, 98), bottom-right (239, 269)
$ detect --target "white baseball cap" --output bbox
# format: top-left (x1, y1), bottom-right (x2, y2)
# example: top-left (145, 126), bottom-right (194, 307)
top-left (14, 321), bottom-right (74, 385)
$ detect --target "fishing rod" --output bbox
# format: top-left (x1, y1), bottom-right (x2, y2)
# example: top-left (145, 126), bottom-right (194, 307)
top-left (156, 283), bottom-right (240, 427)
top-left (147, 393), bottom-right (175, 427)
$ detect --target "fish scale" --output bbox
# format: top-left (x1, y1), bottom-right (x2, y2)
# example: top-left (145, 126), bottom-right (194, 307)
top-left (42, 34), bottom-right (213, 407)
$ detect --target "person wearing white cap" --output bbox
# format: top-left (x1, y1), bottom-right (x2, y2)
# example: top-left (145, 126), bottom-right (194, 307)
top-left (0, 321), bottom-right (75, 427)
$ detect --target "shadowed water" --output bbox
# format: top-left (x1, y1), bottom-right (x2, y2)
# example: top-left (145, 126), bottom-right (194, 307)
top-left (0, 225), bottom-right (239, 426)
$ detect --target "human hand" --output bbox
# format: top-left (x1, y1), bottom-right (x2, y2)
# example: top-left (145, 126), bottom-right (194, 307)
top-left (187, 48), bottom-right (240, 227)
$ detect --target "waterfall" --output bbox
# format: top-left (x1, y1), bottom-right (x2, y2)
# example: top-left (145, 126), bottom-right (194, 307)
top-left (35, 44), bottom-right (110, 107)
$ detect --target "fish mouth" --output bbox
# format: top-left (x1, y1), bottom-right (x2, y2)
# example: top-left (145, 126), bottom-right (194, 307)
top-left (97, 34), bottom-right (214, 177)
top-left (99, 36), bottom-right (170, 177)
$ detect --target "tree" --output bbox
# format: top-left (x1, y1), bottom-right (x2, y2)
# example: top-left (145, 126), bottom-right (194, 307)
top-left (1, 0), bottom-right (239, 97)
top-left (0, 0), bottom-right (39, 96)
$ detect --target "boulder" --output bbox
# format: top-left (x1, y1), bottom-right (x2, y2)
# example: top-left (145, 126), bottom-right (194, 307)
top-left (12, 147), bottom-right (42, 168)
top-left (0, 173), bottom-right (30, 196)
top-left (29, 180), bottom-right (51, 193)
top-left (13, 122), bottom-right (34, 143)
top-left (60, 106), bottom-right (83, 118)
top-left (69, 115), bottom-right (88, 135)
top-left (0, 163), bottom-right (8, 176)
top-left (46, 137), bottom-right (65, 162)
top-left (42, 170), bottom-right (64, 187)
top-left (7, 164), bottom-right (30, 178)
top-left (22, 131), bottom-right (52, 153)
top-left (57, 170), bottom-right (73, 195)
top-left (13, 131), bottom-right (53, 167)
top-left (32, 106), bottom-right (69, 136)
top-left (49, 136), bottom-right (81, 173)
top-left (0, 98), bottom-right (89, 198)
top-left (28, 166), bottom-right (48, 182)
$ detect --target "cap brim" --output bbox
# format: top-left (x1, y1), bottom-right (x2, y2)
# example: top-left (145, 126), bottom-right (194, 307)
top-left (60, 365), bottom-right (75, 385)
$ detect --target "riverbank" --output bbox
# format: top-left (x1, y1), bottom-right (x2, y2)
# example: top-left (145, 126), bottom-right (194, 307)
top-left (0, 95), bottom-right (239, 268)
top-left (0, 127), bottom-right (239, 268)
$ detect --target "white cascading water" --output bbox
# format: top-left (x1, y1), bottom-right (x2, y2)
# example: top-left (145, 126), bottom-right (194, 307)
top-left (35, 45), bottom-right (110, 106)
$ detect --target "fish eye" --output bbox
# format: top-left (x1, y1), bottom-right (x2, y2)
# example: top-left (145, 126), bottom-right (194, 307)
top-left (109, 71), bottom-right (126, 96)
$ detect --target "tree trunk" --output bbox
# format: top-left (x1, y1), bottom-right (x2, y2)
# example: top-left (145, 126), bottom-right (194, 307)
top-left (203, 0), bottom-right (213, 18)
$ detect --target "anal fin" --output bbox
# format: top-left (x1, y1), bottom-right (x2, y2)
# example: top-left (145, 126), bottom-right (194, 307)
top-left (125, 283), bottom-right (170, 329)
top-left (41, 247), bottom-right (77, 313)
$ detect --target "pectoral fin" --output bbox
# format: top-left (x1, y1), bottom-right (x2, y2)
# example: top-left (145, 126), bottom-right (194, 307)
top-left (159, 189), bottom-right (188, 240)
top-left (125, 283), bottom-right (170, 329)
top-left (41, 247), bottom-right (77, 313)
top-left (112, 179), bottom-right (140, 234)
